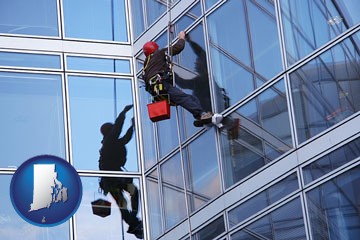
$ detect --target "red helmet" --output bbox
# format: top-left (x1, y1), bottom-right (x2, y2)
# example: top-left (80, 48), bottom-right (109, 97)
top-left (143, 41), bottom-right (159, 57)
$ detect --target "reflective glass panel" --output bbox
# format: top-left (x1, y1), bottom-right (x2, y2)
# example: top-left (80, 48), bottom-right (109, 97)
top-left (303, 137), bottom-right (360, 184)
top-left (130, 0), bottom-right (145, 39)
top-left (175, 24), bottom-right (211, 112)
top-left (246, 0), bottom-right (282, 79)
top-left (207, 0), bottom-right (251, 69)
top-left (0, 175), bottom-right (69, 240)
top-left (0, 72), bottom-right (65, 168)
top-left (63, 0), bottom-right (127, 41)
top-left (173, 24), bottom-right (213, 140)
top-left (290, 31), bottom-right (360, 143)
top-left (161, 153), bottom-right (187, 230)
top-left (67, 56), bottom-right (131, 74)
top-left (210, 46), bottom-right (254, 112)
top-left (68, 76), bottom-right (136, 171)
top-left (192, 216), bottom-right (225, 240)
top-left (0, 52), bottom-right (60, 69)
top-left (231, 198), bottom-right (306, 240)
top-left (138, 79), bottom-right (157, 170)
top-left (0, 0), bottom-right (58, 36)
top-left (204, 0), bottom-right (220, 10)
top-left (221, 80), bottom-right (293, 187)
top-left (208, 0), bottom-right (283, 95)
top-left (281, 0), bottom-right (360, 65)
top-left (146, 173), bottom-right (162, 239)
top-left (183, 128), bottom-right (220, 212)
top-left (157, 107), bottom-right (179, 159)
top-left (76, 176), bottom-right (143, 240)
top-left (229, 173), bottom-right (298, 227)
top-left (145, 0), bottom-right (166, 28)
top-left (307, 166), bottom-right (360, 240)
top-left (174, 3), bottom-right (202, 36)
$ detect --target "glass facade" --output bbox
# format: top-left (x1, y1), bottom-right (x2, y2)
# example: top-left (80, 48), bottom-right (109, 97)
top-left (0, 0), bottom-right (359, 240)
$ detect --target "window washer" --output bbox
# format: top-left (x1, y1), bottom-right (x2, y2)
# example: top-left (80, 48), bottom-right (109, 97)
top-left (142, 30), bottom-right (213, 127)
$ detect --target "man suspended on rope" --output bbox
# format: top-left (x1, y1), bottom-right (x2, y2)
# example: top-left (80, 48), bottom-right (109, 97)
top-left (98, 104), bottom-right (143, 239)
top-left (142, 30), bottom-right (213, 127)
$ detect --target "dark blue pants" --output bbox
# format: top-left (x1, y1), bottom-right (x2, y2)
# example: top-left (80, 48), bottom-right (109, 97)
top-left (162, 81), bottom-right (203, 119)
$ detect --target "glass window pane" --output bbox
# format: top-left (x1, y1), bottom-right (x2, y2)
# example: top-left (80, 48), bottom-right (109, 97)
top-left (76, 176), bottom-right (143, 240)
top-left (229, 192), bottom-right (268, 228)
top-left (307, 166), bottom-right (360, 240)
top-left (174, 3), bottom-right (202, 36)
top-left (146, 175), bottom-right (163, 239)
top-left (68, 76), bottom-right (137, 171)
top-left (221, 80), bottom-right (293, 187)
top-left (183, 128), bottom-right (221, 212)
top-left (0, 72), bottom-right (65, 168)
top-left (161, 154), bottom-right (187, 230)
top-left (205, 0), bottom-right (221, 11)
top-left (209, 0), bottom-right (283, 100)
top-left (193, 216), bottom-right (225, 240)
top-left (0, 52), bottom-right (61, 69)
top-left (268, 173), bottom-right (298, 204)
top-left (146, 0), bottom-right (166, 27)
top-left (130, 0), bottom-right (145, 39)
top-left (0, 175), bottom-right (69, 240)
top-left (175, 24), bottom-right (211, 112)
top-left (157, 108), bottom-right (179, 159)
top-left (231, 198), bottom-right (306, 240)
top-left (63, 0), bottom-right (127, 41)
top-left (303, 137), bottom-right (360, 184)
top-left (67, 56), bottom-right (131, 74)
top-left (210, 46), bottom-right (254, 112)
top-left (0, 0), bottom-right (58, 36)
top-left (207, 0), bottom-right (251, 68)
top-left (229, 173), bottom-right (298, 227)
top-left (247, 0), bottom-right (282, 79)
top-left (290, 31), bottom-right (360, 143)
top-left (138, 79), bottom-right (157, 170)
top-left (281, 0), bottom-right (360, 65)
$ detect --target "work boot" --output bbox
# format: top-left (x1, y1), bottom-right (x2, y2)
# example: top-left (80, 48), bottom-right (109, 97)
top-left (200, 112), bottom-right (213, 124)
top-left (193, 112), bottom-right (214, 127)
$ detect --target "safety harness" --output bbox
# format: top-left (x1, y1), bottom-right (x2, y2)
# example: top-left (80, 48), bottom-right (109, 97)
top-left (143, 53), bottom-right (174, 103)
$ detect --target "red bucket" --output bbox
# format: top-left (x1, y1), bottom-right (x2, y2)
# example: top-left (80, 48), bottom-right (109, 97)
top-left (147, 99), bottom-right (170, 122)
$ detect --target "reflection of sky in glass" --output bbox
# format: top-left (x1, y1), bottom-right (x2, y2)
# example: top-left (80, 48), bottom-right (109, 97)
top-left (76, 176), bottom-right (141, 240)
top-left (67, 56), bottom-right (130, 74)
top-left (69, 76), bottom-right (137, 172)
top-left (0, 0), bottom-right (58, 36)
top-left (185, 128), bottom-right (220, 198)
top-left (63, 0), bottom-right (127, 42)
top-left (281, 0), bottom-right (360, 65)
top-left (0, 52), bottom-right (61, 69)
top-left (0, 72), bottom-right (65, 168)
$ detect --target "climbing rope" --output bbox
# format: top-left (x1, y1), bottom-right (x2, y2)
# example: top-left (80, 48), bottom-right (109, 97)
top-left (166, 0), bottom-right (175, 87)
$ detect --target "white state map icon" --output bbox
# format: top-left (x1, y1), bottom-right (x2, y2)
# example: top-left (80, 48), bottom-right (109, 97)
top-left (29, 164), bottom-right (68, 212)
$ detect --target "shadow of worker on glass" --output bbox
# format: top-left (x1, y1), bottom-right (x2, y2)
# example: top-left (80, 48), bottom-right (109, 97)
top-left (174, 34), bottom-right (213, 113)
top-left (97, 104), bottom-right (143, 239)
top-left (175, 34), bottom-right (239, 139)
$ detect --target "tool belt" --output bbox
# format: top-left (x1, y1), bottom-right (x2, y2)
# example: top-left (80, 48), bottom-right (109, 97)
top-left (146, 71), bottom-right (173, 102)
